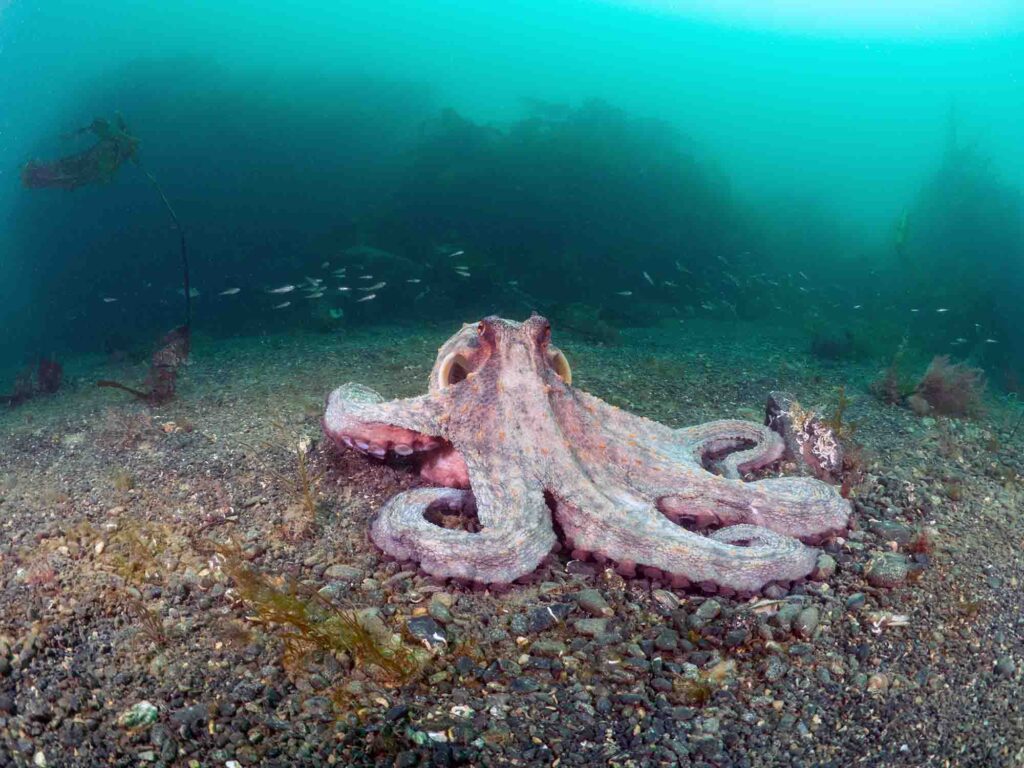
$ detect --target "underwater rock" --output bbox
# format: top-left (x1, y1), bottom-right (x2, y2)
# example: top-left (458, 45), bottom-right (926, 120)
top-left (765, 391), bottom-right (844, 482)
top-left (865, 553), bottom-right (910, 589)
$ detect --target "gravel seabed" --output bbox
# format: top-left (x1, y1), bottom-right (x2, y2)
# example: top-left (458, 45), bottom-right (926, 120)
top-left (1, 318), bottom-right (1022, 768)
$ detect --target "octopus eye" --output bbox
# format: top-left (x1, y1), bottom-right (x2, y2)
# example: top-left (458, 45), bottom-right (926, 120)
top-left (546, 347), bottom-right (572, 386)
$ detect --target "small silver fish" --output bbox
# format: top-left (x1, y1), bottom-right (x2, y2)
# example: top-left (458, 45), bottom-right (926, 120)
top-left (337, 286), bottom-right (351, 292)
top-left (662, 280), bottom-right (677, 288)
top-left (359, 275), bottom-right (374, 280)
top-left (455, 271), bottom-right (471, 277)
top-left (219, 288), bottom-right (241, 296)
top-left (936, 308), bottom-right (949, 313)
top-left (268, 285), bottom-right (295, 294)
top-left (910, 308), bottom-right (920, 313)
top-left (356, 293), bottom-right (376, 302)
top-left (508, 280), bottom-right (519, 286)
top-left (453, 265), bottom-right (470, 271)
top-left (320, 261), bottom-right (330, 269)
top-left (952, 338), bottom-right (967, 345)
top-left (616, 291), bottom-right (632, 297)
top-left (642, 271), bottom-right (654, 286)
top-left (853, 304), bottom-right (862, 309)
top-left (360, 281), bottom-right (386, 291)
top-left (305, 276), bottom-right (322, 286)
top-left (985, 338), bottom-right (998, 344)
top-left (272, 301), bottom-right (291, 309)
top-left (798, 271), bottom-right (809, 281)
top-left (305, 292), bottom-right (325, 299)
top-left (447, 250), bottom-right (465, 258)
top-left (102, 297), bottom-right (118, 303)
top-left (406, 278), bottom-right (422, 283)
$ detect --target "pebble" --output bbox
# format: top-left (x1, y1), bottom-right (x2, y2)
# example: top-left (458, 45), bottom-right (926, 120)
top-left (995, 656), bottom-right (1016, 678)
top-left (529, 640), bottom-right (567, 658)
top-left (651, 589), bottom-right (680, 612)
top-left (428, 595), bottom-right (453, 624)
top-left (323, 564), bottom-right (362, 581)
top-left (794, 607), bottom-right (820, 638)
top-left (846, 592), bottom-right (867, 610)
top-left (575, 589), bottom-right (613, 617)
top-left (517, 603), bottom-right (573, 634)
top-left (688, 599), bottom-right (721, 629)
top-left (866, 553), bottom-right (910, 588)
top-left (764, 655), bottom-right (788, 682)
top-left (869, 520), bottom-right (913, 545)
top-left (812, 554), bottom-right (836, 581)
top-left (117, 701), bottom-right (159, 728)
top-left (867, 673), bottom-right (890, 693)
top-left (573, 618), bottom-right (609, 638)
top-left (406, 616), bottom-right (448, 649)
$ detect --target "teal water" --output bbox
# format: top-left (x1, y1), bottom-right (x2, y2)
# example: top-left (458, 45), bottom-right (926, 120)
top-left (1, 0), bottom-right (1022, 389)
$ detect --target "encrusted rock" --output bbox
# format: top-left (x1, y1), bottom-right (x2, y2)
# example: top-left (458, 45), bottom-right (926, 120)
top-left (765, 391), bottom-right (844, 482)
top-left (866, 553), bottom-right (910, 589)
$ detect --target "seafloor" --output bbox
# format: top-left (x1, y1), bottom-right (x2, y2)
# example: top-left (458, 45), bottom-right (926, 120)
top-left (1, 318), bottom-right (1022, 768)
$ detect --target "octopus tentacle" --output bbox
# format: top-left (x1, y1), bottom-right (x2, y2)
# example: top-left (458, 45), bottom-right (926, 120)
top-left (656, 474), bottom-right (849, 541)
top-left (370, 470), bottom-right (557, 584)
top-left (675, 419), bottom-right (785, 478)
top-left (323, 383), bottom-right (448, 457)
top-left (552, 488), bottom-right (817, 592)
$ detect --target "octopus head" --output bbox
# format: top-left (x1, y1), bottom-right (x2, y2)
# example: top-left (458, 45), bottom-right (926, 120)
top-left (430, 314), bottom-right (572, 394)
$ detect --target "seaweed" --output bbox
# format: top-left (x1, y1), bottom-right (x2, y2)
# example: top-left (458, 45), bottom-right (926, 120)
top-left (913, 355), bottom-right (986, 417)
top-left (870, 337), bottom-right (914, 406)
top-left (215, 544), bottom-right (423, 685)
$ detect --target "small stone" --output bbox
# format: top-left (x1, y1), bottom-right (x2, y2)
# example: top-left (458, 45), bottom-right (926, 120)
top-left (33, 751), bottom-right (47, 768)
top-left (845, 593), bottom-right (867, 610)
top-left (575, 590), bottom-right (613, 618)
top-left (995, 656), bottom-right (1016, 678)
top-left (525, 603), bottom-right (573, 633)
top-left (406, 616), bottom-right (447, 649)
top-left (688, 599), bottom-right (721, 629)
top-left (764, 655), bottom-right (788, 682)
top-left (573, 618), bottom-right (609, 638)
top-left (774, 604), bottom-right (801, 633)
top-left (794, 607), bottom-right (820, 638)
top-left (812, 554), bottom-right (836, 581)
top-left (428, 595), bottom-right (453, 624)
top-left (866, 553), bottom-right (910, 588)
top-left (323, 564), bottom-right (361, 581)
top-left (529, 640), bottom-right (567, 658)
top-left (651, 589), bottom-right (680, 613)
top-left (867, 673), bottom-right (889, 693)
top-left (118, 701), bottom-right (159, 728)
top-left (869, 520), bottom-right (913, 545)
top-left (654, 629), bottom-right (679, 652)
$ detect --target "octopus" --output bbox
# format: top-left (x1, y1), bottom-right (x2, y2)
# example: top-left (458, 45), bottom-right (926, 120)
top-left (323, 315), bottom-right (850, 593)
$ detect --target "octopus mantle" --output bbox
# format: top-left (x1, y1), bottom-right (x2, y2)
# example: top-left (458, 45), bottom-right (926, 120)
top-left (323, 315), bottom-right (850, 592)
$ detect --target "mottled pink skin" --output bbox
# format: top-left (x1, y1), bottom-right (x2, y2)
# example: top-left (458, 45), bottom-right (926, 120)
top-left (323, 316), bottom-right (850, 591)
